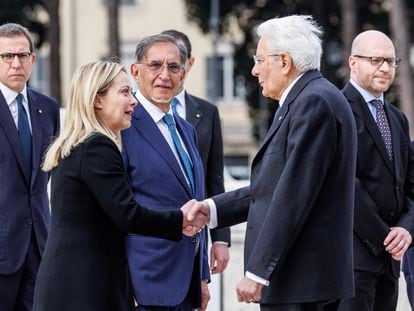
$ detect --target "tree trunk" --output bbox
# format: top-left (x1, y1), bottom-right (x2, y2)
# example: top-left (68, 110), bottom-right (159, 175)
top-left (339, 0), bottom-right (357, 84)
top-left (107, 0), bottom-right (120, 58)
top-left (389, 0), bottom-right (414, 138)
top-left (45, 0), bottom-right (61, 105)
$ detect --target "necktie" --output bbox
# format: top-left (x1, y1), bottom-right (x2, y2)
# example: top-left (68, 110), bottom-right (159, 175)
top-left (163, 113), bottom-right (195, 196)
top-left (16, 93), bottom-right (32, 173)
top-left (171, 97), bottom-right (179, 115)
top-left (371, 99), bottom-right (393, 160)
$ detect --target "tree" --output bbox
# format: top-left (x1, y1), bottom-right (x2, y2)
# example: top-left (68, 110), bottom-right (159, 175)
top-left (44, 0), bottom-right (61, 104)
top-left (0, 0), bottom-right (61, 105)
top-left (184, 0), bottom-right (342, 142)
top-left (339, 0), bottom-right (357, 83)
top-left (389, 0), bottom-right (414, 137)
top-left (107, 0), bottom-right (120, 58)
top-left (0, 0), bottom-right (47, 49)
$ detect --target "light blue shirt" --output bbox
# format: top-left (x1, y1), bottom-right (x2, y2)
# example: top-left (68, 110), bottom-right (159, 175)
top-left (349, 79), bottom-right (384, 120)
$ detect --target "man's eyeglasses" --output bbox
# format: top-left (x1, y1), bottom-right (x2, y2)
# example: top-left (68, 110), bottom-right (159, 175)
top-left (252, 54), bottom-right (281, 66)
top-left (0, 52), bottom-right (32, 63)
top-left (353, 55), bottom-right (401, 68)
top-left (138, 61), bottom-right (184, 75)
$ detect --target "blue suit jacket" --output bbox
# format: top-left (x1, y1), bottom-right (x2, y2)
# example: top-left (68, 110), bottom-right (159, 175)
top-left (121, 102), bottom-right (210, 307)
top-left (0, 88), bottom-right (59, 274)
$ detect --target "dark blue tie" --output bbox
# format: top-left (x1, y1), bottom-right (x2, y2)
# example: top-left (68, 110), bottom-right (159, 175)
top-left (371, 99), bottom-right (393, 161)
top-left (163, 113), bottom-right (195, 196)
top-left (16, 93), bottom-right (32, 173)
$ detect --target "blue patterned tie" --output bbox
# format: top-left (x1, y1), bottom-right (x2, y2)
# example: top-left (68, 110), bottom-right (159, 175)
top-left (163, 113), bottom-right (195, 196)
top-left (16, 93), bottom-right (32, 173)
top-left (171, 97), bottom-right (179, 115)
top-left (371, 99), bottom-right (393, 160)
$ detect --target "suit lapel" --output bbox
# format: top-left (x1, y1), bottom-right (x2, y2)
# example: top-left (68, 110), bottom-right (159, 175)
top-left (132, 104), bottom-right (193, 197)
top-left (175, 116), bottom-right (204, 199)
top-left (27, 89), bottom-right (43, 188)
top-left (254, 70), bottom-right (322, 163)
top-left (385, 103), bottom-right (401, 177)
top-left (184, 93), bottom-right (202, 128)
top-left (343, 84), bottom-right (394, 175)
top-left (0, 91), bottom-right (30, 184)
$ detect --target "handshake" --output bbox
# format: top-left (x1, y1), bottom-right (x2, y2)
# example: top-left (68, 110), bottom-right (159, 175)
top-left (180, 199), bottom-right (211, 236)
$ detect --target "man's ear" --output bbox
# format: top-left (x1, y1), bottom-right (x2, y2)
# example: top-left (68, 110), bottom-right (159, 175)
top-left (348, 56), bottom-right (357, 73)
top-left (130, 63), bottom-right (140, 83)
top-left (280, 53), bottom-right (292, 74)
top-left (188, 56), bottom-right (195, 71)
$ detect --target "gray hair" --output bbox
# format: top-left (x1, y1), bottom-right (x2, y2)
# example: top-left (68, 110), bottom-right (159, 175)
top-left (0, 23), bottom-right (34, 52)
top-left (134, 34), bottom-right (187, 65)
top-left (256, 15), bottom-right (323, 71)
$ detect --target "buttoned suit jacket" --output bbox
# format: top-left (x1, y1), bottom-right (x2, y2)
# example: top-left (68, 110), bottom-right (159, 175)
top-left (184, 92), bottom-right (229, 244)
top-left (342, 83), bottom-right (414, 277)
top-left (121, 103), bottom-right (210, 307)
top-left (211, 70), bottom-right (357, 304)
top-left (33, 133), bottom-right (183, 311)
top-left (0, 88), bottom-right (59, 275)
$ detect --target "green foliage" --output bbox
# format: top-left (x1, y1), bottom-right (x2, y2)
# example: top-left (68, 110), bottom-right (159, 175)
top-left (0, 0), bottom-right (47, 48)
top-left (183, 0), bottom-right (412, 141)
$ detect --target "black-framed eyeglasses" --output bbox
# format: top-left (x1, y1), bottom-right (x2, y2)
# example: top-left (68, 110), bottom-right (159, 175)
top-left (353, 55), bottom-right (401, 68)
top-left (252, 54), bottom-right (281, 66)
top-left (0, 52), bottom-right (32, 63)
top-left (138, 61), bottom-right (184, 75)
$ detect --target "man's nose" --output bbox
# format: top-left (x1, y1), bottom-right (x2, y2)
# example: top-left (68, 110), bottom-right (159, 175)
top-left (159, 65), bottom-right (171, 79)
top-left (11, 55), bottom-right (23, 67)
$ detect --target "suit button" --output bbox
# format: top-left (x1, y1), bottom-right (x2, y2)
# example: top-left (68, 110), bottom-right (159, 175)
top-left (190, 237), bottom-right (196, 243)
top-left (26, 219), bottom-right (32, 225)
top-left (251, 198), bottom-right (255, 204)
top-left (390, 211), bottom-right (396, 217)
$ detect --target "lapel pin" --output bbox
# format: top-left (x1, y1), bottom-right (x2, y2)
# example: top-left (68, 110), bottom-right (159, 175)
top-left (278, 116), bottom-right (283, 121)
top-left (37, 109), bottom-right (42, 114)
top-left (196, 113), bottom-right (200, 118)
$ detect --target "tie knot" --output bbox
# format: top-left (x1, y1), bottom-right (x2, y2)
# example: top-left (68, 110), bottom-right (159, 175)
top-left (171, 98), bottom-right (178, 114)
top-left (16, 93), bottom-right (23, 106)
top-left (370, 99), bottom-right (383, 109)
top-left (163, 113), bottom-right (174, 126)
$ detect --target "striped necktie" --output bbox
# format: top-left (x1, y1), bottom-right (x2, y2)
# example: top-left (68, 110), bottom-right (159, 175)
top-left (163, 113), bottom-right (195, 196)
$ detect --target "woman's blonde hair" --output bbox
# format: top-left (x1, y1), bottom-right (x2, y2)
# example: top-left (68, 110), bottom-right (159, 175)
top-left (42, 61), bottom-right (126, 171)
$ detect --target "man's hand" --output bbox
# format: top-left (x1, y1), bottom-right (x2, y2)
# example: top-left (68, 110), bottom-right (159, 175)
top-left (181, 199), bottom-right (209, 236)
top-left (210, 243), bottom-right (230, 274)
top-left (384, 226), bottom-right (412, 260)
top-left (187, 200), bottom-right (210, 222)
top-left (200, 280), bottom-right (210, 311)
top-left (236, 277), bottom-right (263, 303)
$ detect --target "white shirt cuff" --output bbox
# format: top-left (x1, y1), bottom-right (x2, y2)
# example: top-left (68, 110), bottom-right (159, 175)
top-left (245, 271), bottom-right (270, 286)
top-left (206, 198), bottom-right (218, 229)
top-left (212, 241), bottom-right (229, 246)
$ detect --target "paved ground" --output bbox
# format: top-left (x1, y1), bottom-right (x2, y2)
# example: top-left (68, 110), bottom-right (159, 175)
top-left (207, 223), bottom-right (412, 311)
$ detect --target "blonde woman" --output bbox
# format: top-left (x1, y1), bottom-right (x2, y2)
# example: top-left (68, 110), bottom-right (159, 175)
top-left (32, 61), bottom-right (206, 311)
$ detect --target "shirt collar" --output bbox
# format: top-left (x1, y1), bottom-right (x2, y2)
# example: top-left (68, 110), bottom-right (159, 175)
top-left (349, 79), bottom-right (384, 104)
top-left (134, 89), bottom-right (173, 124)
top-left (174, 89), bottom-right (186, 109)
top-left (0, 82), bottom-right (28, 106)
top-left (279, 73), bottom-right (304, 107)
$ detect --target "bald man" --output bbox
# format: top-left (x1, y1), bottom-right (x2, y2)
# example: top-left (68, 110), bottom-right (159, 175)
top-left (338, 30), bottom-right (414, 311)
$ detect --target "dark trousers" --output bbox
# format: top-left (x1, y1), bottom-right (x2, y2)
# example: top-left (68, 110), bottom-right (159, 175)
top-left (0, 233), bottom-right (40, 311)
top-left (337, 267), bottom-right (398, 311)
top-left (260, 300), bottom-right (339, 311)
top-left (136, 295), bottom-right (194, 311)
top-left (404, 272), bottom-right (414, 309)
